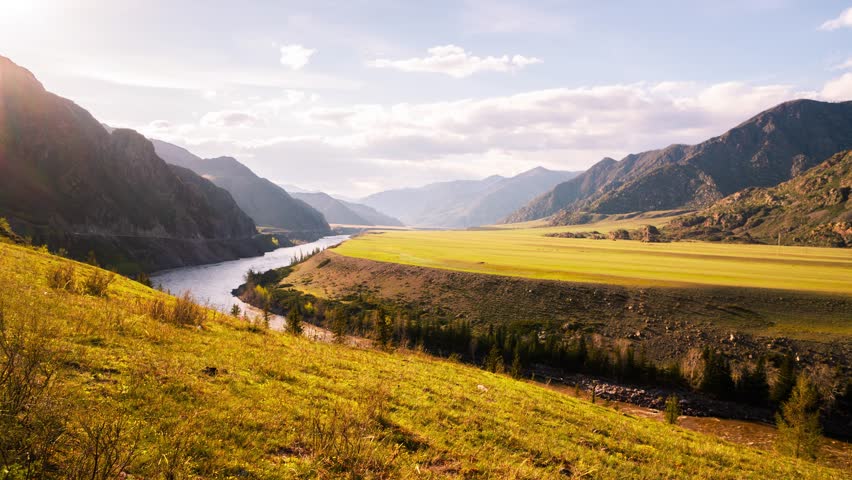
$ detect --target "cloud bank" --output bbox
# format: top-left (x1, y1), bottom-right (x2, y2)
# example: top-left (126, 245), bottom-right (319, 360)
top-left (368, 45), bottom-right (542, 78)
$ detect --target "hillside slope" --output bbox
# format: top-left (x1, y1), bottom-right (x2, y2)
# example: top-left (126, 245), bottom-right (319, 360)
top-left (152, 140), bottom-right (330, 238)
top-left (509, 100), bottom-right (852, 223)
top-left (0, 241), bottom-right (841, 478)
top-left (667, 150), bottom-right (852, 246)
top-left (291, 191), bottom-right (404, 226)
top-left (363, 167), bottom-right (578, 228)
top-left (0, 55), bottom-right (265, 272)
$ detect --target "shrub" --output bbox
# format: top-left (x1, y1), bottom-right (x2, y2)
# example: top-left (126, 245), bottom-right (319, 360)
top-left (664, 395), bottom-right (682, 424)
top-left (0, 304), bottom-right (68, 476)
top-left (47, 263), bottom-right (77, 292)
top-left (230, 304), bottom-right (241, 317)
top-left (82, 269), bottom-right (116, 297)
top-left (287, 308), bottom-right (303, 335)
top-left (171, 292), bottom-right (207, 327)
top-left (66, 408), bottom-right (140, 480)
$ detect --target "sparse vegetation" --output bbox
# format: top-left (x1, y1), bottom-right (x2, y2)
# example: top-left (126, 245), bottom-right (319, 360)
top-left (0, 238), bottom-right (846, 478)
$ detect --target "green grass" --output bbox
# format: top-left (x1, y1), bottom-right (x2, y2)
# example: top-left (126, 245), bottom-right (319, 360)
top-left (335, 228), bottom-right (852, 295)
top-left (0, 243), bottom-right (844, 478)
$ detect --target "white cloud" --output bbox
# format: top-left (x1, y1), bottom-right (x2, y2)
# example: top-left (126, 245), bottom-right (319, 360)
top-left (819, 7), bottom-right (852, 31)
top-left (279, 44), bottom-right (316, 70)
top-left (368, 45), bottom-right (542, 78)
top-left (200, 110), bottom-right (260, 128)
top-left (822, 72), bottom-right (852, 100)
top-left (831, 58), bottom-right (852, 71)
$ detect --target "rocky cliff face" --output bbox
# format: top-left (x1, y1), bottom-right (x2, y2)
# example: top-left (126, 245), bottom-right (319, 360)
top-left (508, 99), bottom-right (852, 223)
top-left (0, 55), bottom-right (269, 272)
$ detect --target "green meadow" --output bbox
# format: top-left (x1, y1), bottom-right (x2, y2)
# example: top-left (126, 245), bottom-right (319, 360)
top-left (0, 240), bottom-right (845, 478)
top-left (334, 227), bottom-right (852, 295)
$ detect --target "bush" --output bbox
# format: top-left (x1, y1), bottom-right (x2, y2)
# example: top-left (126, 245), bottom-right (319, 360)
top-left (47, 263), bottom-right (77, 292)
top-left (171, 292), bottom-right (207, 327)
top-left (0, 304), bottom-right (68, 476)
top-left (82, 269), bottom-right (116, 297)
top-left (145, 293), bottom-right (207, 327)
top-left (664, 395), bottom-right (682, 424)
top-left (66, 408), bottom-right (140, 479)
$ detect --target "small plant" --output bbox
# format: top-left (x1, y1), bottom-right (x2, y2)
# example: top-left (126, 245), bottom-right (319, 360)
top-left (82, 269), bottom-right (116, 297)
top-left (230, 304), bottom-right (241, 317)
top-left (47, 263), bottom-right (77, 292)
top-left (664, 395), bottom-right (681, 424)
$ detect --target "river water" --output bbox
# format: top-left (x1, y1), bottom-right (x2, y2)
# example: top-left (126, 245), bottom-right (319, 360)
top-left (150, 235), bottom-right (349, 312)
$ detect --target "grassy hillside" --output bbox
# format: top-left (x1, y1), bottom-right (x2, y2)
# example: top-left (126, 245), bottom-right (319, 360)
top-left (333, 228), bottom-right (852, 294)
top-left (0, 244), bottom-right (843, 478)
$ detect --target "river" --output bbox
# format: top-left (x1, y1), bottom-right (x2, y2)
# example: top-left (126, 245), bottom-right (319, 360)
top-left (150, 235), bottom-right (349, 312)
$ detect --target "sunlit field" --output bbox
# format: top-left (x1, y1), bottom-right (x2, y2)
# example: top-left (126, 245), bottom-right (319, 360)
top-left (334, 226), bottom-right (852, 295)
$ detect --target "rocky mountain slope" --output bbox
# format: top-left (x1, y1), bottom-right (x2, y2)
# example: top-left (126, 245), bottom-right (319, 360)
top-left (291, 191), bottom-right (403, 226)
top-left (508, 100), bottom-right (852, 223)
top-left (363, 167), bottom-right (579, 228)
top-left (0, 55), bottom-right (268, 272)
top-left (666, 150), bottom-right (852, 246)
top-left (152, 140), bottom-right (330, 238)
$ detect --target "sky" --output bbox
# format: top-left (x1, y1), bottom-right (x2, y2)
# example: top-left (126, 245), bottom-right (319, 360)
top-left (2, 0), bottom-right (852, 198)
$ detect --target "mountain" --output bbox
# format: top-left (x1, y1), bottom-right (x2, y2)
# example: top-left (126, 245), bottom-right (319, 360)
top-left (508, 100), bottom-right (852, 224)
top-left (291, 192), bottom-right (404, 226)
top-left (338, 199), bottom-right (404, 226)
top-left (0, 55), bottom-right (268, 273)
top-left (362, 167), bottom-right (579, 228)
top-left (666, 150), bottom-right (852, 247)
top-left (151, 141), bottom-right (330, 237)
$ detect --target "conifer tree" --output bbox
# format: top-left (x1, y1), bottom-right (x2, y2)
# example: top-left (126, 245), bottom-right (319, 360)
top-left (776, 373), bottom-right (822, 460)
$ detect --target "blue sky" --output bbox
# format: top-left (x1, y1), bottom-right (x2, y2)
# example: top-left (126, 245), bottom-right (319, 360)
top-left (2, 0), bottom-right (852, 196)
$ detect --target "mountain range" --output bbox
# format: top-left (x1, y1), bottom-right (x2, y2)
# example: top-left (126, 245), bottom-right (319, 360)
top-left (362, 167), bottom-right (579, 228)
top-left (290, 192), bottom-right (404, 226)
top-left (151, 140), bottom-right (330, 236)
top-left (666, 150), bottom-right (852, 247)
top-left (0, 55), bottom-right (272, 273)
top-left (508, 100), bottom-right (852, 224)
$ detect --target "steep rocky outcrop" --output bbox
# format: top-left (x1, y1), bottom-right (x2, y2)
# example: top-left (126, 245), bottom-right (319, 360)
top-left (666, 150), bottom-right (852, 247)
top-left (0, 55), bottom-right (269, 272)
top-left (152, 140), bottom-right (330, 238)
top-left (508, 100), bottom-right (852, 223)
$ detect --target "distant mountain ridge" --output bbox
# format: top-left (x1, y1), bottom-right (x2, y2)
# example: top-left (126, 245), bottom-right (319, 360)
top-left (290, 192), bottom-right (404, 226)
top-left (151, 140), bottom-right (330, 237)
top-left (666, 150), bottom-right (852, 247)
top-left (508, 100), bottom-right (852, 224)
top-left (362, 167), bottom-right (580, 228)
top-left (0, 55), bottom-right (269, 272)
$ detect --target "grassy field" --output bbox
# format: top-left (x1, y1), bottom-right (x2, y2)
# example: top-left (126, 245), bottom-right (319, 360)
top-left (334, 227), bottom-right (852, 295)
top-left (0, 243), bottom-right (845, 478)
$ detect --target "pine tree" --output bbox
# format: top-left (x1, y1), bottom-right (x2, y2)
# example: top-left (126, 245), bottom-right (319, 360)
top-left (287, 308), bottom-right (303, 335)
top-left (771, 354), bottom-right (797, 404)
top-left (230, 304), bottom-right (241, 317)
top-left (737, 358), bottom-right (769, 406)
top-left (775, 373), bottom-right (822, 460)
top-left (484, 344), bottom-right (504, 373)
top-left (664, 395), bottom-right (681, 425)
top-left (699, 348), bottom-right (735, 400)
top-left (509, 347), bottom-right (522, 378)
